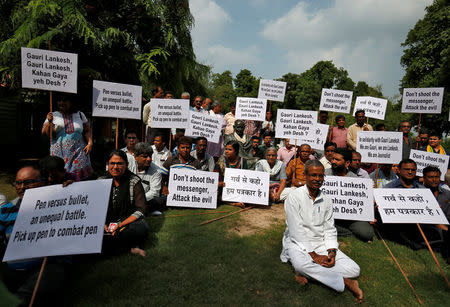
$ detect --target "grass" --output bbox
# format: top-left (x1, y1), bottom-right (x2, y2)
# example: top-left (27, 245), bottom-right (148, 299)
top-left (0, 172), bottom-right (449, 306)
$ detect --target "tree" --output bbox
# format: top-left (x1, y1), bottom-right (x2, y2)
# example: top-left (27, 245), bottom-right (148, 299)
top-left (400, 0), bottom-right (450, 134)
top-left (233, 69), bottom-right (258, 97)
top-left (210, 70), bottom-right (235, 111)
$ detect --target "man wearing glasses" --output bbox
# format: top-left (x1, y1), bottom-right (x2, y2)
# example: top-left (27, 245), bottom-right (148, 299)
top-left (190, 95), bottom-right (206, 113)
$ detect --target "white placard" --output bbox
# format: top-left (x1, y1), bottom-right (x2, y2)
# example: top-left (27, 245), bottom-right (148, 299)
top-left (353, 96), bottom-right (387, 120)
top-left (3, 179), bottom-right (112, 262)
top-left (92, 80), bottom-right (142, 120)
top-left (410, 149), bottom-right (449, 181)
top-left (257, 79), bottom-right (287, 102)
top-left (235, 97), bottom-right (267, 121)
top-left (184, 111), bottom-right (222, 144)
top-left (319, 88), bottom-right (353, 113)
top-left (275, 109), bottom-right (318, 140)
top-left (374, 189), bottom-right (449, 224)
top-left (293, 123), bottom-right (329, 150)
top-left (357, 131), bottom-right (403, 164)
top-left (402, 88), bottom-right (444, 114)
top-left (167, 168), bottom-right (218, 209)
top-left (150, 99), bottom-right (190, 129)
top-left (321, 176), bottom-right (374, 222)
top-left (222, 169), bottom-right (270, 205)
top-left (21, 47), bottom-right (77, 93)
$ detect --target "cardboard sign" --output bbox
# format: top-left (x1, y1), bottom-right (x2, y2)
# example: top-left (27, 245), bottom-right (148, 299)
top-left (257, 79), bottom-right (287, 102)
top-left (184, 111), bottom-right (222, 144)
top-left (410, 149), bottom-right (449, 181)
top-left (293, 123), bottom-right (329, 150)
top-left (402, 88), bottom-right (444, 114)
top-left (374, 189), bottom-right (449, 224)
top-left (222, 169), bottom-right (269, 205)
top-left (319, 88), bottom-right (353, 113)
top-left (150, 99), bottom-right (190, 129)
top-left (357, 131), bottom-right (403, 164)
top-left (275, 109), bottom-right (318, 140)
top-left (353, 96), bottom-right (387, 120)
top-left (167, 168), bottom-right (218, 209)
top-left (92, 80), bottom-right (142, 120)
top-left (21, 47), bottom-right (77, 93)
top-left (3, 179), bottom-right (112, 262)
top-left (235, 97), bottom-right (267, 121)
top-left (321, 176), bottom-right (374, 222)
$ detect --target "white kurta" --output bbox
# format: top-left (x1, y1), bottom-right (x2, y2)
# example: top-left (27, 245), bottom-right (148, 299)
top-left (280, 185), bottom-right (360, 292)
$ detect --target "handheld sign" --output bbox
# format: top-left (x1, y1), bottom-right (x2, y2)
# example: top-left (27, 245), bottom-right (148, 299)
top-left (184, 111), bottom-right (222, 144)
top-left (235, 97), bottom-right (267, 122)
top-left (150, 99), bottom-right (190, 129)
top-left (167, 168), bottom-right (218, 209)
top-left (222, 169), bottom-right (269, 205)
top-left (257, 79), bottom-right (287, 102)
top-left (321, 176), bottom-right (374, 222)
top-left (275, 109), bottom-right (318, 140)
top-left (92, 80), bottom-right (142, 120)
top-left (293, 123), bottom-right (329, 150)
top-left (3, 179), bottom-right (112, 262)
top-left (353, 96), bottom-right (387, 120)
top-left (21, 47), bottom-right (78, 93)
top-left (357, 131), bottom-right (403, 164)
top-left (374, 189), bottom-right (449, 224)
top-left (410, 149), bottom-right (449, 181)
top-left (319, 88), bottom-right (353, 113)
top-left (402, 88), bottom-right (444, 114)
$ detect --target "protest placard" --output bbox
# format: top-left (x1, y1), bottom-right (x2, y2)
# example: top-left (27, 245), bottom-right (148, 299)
top-left (184, 111), bottom-right (222, 143)
top-left (402, 88), bottom-right (444, 114)
top-left (150, 99), bottom-right (190, 129)
top-left (257, 79), bottom-right (287, 102)
top-left (92, 80), bottom-right (142, 120)
top-left (222, 169), bottom-right (269, 205)
top-left (235, 97), bottom-right (267, 121)
top-left (410, 149), bottom-right (449, 181)
top-left (374, 189), bottom-right (449, 224)
top-left (275, 109), bottom-right (318, 140)
top-left (167, 168), bottom-right (218, 209)
top-left (293, 123), bottom-right (329, 150)
top-left (3, 179), bottom-right (112, 262)
top-left (319, 88), bottom-right (353, 113)
top-left (321, 176), bottom-right (374, 222)
top-left (353, 96), bottom-right (387, 120)
top-left (21, 47), bottom-right (77, 93)
top-left (357, 131), bottom-right (403, 164)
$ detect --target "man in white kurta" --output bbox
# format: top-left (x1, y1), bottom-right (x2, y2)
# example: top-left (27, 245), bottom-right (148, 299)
top-left (280, 160), bottom-right (362, 300)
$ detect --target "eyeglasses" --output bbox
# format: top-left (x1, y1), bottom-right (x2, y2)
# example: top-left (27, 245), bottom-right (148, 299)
top-left (13, 178), bottom-right (46, 187)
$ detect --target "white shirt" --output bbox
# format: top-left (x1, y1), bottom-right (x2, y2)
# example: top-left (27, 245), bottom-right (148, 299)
top-left (135, 163), bottom-right (162, 201)
top-left (151, 145), bottom-right (170, 173)
top-left (283, 185), bottom-right (339, 253)
top-left (319, 156), bottom-right (332, 169)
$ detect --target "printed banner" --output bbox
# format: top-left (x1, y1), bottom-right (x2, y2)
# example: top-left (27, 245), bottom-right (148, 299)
top-left (353, 96), bottom-right (387, 120)
top-left (92, 80), bottom-right (142, 120)
top-left (221, 169), bottom-right (269, 205)
top-left (275, 109), bottom-right (318, 140)
top-left (402, 88), bottom-right (444, 114)
top-left (3, 179), bottom-right (112, 262)
top-left (374, 189), bottom-right (449, 224)
top-left (235, 97), bottom-right (267, 121)
top-left (150, 99), bottom-right (190, 129)
top-left (410, 149), bottom-right (449, 181)
top-left (21, 47), bottom-right (77, 93)
top-left (357, 131), bottom-right (403, 164)
top-left (319, 88), bottom-right (353, 113)
top-left (184, 111), bottom-right (222, 144)
top-left (321, 176), bottom-right (374, 221)
top-left (257, 79), bottom-right (287, 102)
top-left (167, 168), bottom-right (218, 209)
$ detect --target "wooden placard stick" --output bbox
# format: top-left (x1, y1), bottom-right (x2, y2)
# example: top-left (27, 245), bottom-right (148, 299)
top-left (375, 229), bottom-right (423, 304)
top-left (115, 118), bottom-right (119, 150)
top-left (200, 206), bottom-right (254, 226)
top-left (374, 163), bottom-right (379, 188)
top-left (169, 131), bottom-right (172, 152)
top-left (415, 113), bottom-right (422, 149)
top-left (416, 223), bottom-right (450, 287)
top-left (293, 140), bottom-right (298, 187)
top-left (28, 257), bottom-right (48, 307)
top-left (327, 112), bottom-right (334, 141)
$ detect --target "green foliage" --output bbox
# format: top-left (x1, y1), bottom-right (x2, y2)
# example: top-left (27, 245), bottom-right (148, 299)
top-left (210, 70), bottom-right (236, 111)
top-left (400, 0), bottom-right (450, 134)
top-left (234, 68), bottom-right (258, 98)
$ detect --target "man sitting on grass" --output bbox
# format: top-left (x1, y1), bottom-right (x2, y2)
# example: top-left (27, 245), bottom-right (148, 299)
top-left (280, 160), bottom-right (363, 302)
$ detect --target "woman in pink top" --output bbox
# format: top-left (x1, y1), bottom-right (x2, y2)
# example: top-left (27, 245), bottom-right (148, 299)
top-left (331, 115), bottom-right (348, 148)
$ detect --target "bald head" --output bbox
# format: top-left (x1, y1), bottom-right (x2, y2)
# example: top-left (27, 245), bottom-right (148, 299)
top-left (15, 166), bottom-right (44, 199)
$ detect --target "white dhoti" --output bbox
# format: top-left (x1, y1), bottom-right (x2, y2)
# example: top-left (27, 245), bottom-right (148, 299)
top-left (281, 234), bottom-right (360, 292)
